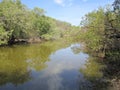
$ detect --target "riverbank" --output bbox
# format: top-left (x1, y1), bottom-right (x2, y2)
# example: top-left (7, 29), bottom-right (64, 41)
top-left (0, 37), bottom-right (48, 47)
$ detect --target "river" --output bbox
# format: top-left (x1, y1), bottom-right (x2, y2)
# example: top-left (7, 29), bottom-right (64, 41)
top-left (0, 41), bottom-right (111, 90)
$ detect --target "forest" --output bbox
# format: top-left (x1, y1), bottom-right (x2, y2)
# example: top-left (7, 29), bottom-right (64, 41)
top-left (0, 0), bottom-right (79, 45)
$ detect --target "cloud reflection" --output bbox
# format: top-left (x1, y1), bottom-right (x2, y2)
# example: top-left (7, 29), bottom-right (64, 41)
top-left (32, 45), bottom-right (89, 90)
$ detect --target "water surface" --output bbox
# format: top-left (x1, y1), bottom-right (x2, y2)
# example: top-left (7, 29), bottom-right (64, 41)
top-left (0, 41), bottom-right (103, 90)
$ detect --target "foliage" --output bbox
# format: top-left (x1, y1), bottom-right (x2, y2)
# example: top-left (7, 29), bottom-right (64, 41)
top-left (0, 25), bottom-right (7, 45)
top-left (80, 8), bottom-right (106, 57)
top-left (0, 0), bottom-right (33, 44)
top-left (79, 0), bottom-right (120, 86)
top-left (80, 3), bottom-right (120, 56)
top-left (113, 0), bottom-right (120, 13)
top-left (0, 0), bottom-right (75, 45)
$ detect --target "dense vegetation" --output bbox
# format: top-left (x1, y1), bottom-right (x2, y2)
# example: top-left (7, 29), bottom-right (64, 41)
top-left (0, 0), bottom-right (79, 45)
top-left (80, 4), bottom-right (120, 56)
top-left (80, 0), bottom-right (120, 88)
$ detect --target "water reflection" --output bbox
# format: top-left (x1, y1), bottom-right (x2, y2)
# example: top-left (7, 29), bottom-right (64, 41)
top-left (80, 57), bottom-right (104, 80)
top-left (103, 50), bottom-right (120, 90)
top-left (80, 57), bottom-right (107, 90)
top-left (0, 42), bottom-right (90, 90)
top-left (71, 44), bottom-right (82, 54)
top-left (80, 49), bottom-right (120, 90)
top-left (0, 41), bottom-right (66, 87)
top-left (24, 44), bottom-right (88, 90)
top-left (1, 41), bottom-right (117, 90)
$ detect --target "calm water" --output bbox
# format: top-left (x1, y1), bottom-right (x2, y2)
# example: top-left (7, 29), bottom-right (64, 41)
top-left (0, 41), bottom-right (104, 90)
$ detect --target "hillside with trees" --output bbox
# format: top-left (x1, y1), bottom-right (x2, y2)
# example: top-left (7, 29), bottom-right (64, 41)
top-left (0, 0), bottom-right (80, 45)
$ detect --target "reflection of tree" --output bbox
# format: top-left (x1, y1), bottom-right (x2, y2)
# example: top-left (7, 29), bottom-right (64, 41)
top-left (103, 50), bottom-right (120, 90)
top-left (71, 44), bottom-right (82, 54)
top-left (25, 44), bottom-right (53, 71)
top-left (80, 50), bottom-right (120, 89)
top-left (103, 50), bottom-right (120, 79)
top-left (80, 57), bottom-right (108, 90)
top-left (0, 40), bottom-right (72, 86)
top-left (80, 57), bottom-right (103, 80)
top-left (0, 70), bottom-right (31, 86)
top-left (0, 46), bottom-right (30, 85)
top-left (0, 44), bottom-right (52, 86)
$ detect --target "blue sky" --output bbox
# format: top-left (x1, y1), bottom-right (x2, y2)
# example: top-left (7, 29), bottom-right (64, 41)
top-left (21, 0), bottom-right (114, 26)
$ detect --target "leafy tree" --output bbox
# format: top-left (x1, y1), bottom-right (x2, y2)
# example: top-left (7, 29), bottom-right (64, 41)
top-left (0, 0), bottom-right (33, 44)
top-left (0, 25), bottom-right (10, 45)
top-left (80, 1), bottom-right (120, 84)
top-left (113, 0), bottom-right (120, 13)
top-left (34, 16), bottom-right (52, 36)
top-left (0, 0), bottom-right (76, 45)
top-left (80, 8), bottom-right (106, 57)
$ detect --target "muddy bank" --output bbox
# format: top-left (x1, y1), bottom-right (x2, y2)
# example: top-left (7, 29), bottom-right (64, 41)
top-left (12, 37), bottom-right (45, 45)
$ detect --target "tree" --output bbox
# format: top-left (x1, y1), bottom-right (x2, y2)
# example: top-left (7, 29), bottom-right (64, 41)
top-left (0, 25), bottom-right (10, 45)
top-left (0, 0), bottom-right (34, 44)
top-left (113, 0), bottom-right (120, 13)
top-left (80, 8), bottom-right (106, 57)
top-left (0, 0), bottom-right (75, 45)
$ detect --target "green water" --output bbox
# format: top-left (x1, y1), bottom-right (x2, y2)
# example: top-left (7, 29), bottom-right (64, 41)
top-left (0, 41), bottom-right (107, 90)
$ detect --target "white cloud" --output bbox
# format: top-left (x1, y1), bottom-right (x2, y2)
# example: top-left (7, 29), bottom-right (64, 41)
top-left (54, 0), bottom-right (73, 7)
top-left (54, 0), bottom-right (65, 6)
top-left (55, 0), bottom-right (63, 4)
